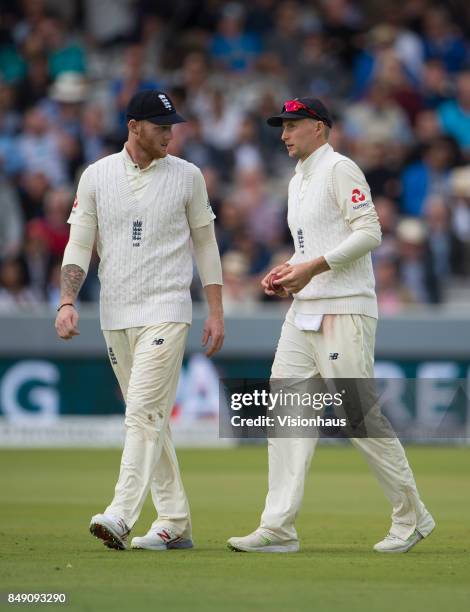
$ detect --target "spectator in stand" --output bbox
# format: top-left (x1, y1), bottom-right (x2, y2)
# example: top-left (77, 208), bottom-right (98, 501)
top-left (373, 196), bottom-right (399, 263)
top-left (0, 32), bottom-right (27, 84)
top-left (245, 0), bottom-right (277, 36)
top-left (253, 89), bottom-right (288, 175)
top-left (21, 219), bottom-right (53, 299)
top-left (231, 230), bottom-right (272, 278)
top-left (181, 114), bottom-right (219, 173)
top-left (449, 166), bottom-right (470, 268)
top-left (352, 24), bottom-right (400, 100)
top-left (379, 53), bottom-right (424, 124)
top-left (209, 3), bottom-right (262, 73)
top-left (380, 6), bottom-right (425, 83)
top-left (290, 29), bottom-right (350, 104)
top-left (39, 15), bottom-right (86, 79)
top-left (17, 171), bottom-right (50, 221)
top-left (414, 109), bottom-right (443, 146)
top-left (0, 83), bottom-right (23, 175)
top-left (419, 59), bottom-right (454, 110)
top-left (200, 88), bottom-right (242, 159)
top-left (15, 53), bottom-right (51, 112)
top-left (424, 195), bottom-right (465, 280)
top-left (83, 0), bottom-right (138, 47)
top-left (12, 0), bottom-right (48, 48)
top-left (264, 1), bottom-right (303, 68)
top-left (321, 0), bottom-right (363, 70)
top-left (396, 217), bottom-right (440, 304)
top-left (0, 82), bottom-right (22, 136)
top-left (362, 138), bottom-right (401, 200)
top-left (421, 7), bottom-right (469, 74)
top-left (80, 103), bottom-right (111, 164)
top-left (46, 71), bottom-right (88, 138)
top-left (233, 115), bottom-right (264, 174)
top-left (231, 167), bottom-right (284, 248)
top-left (0, 138), bottom-right (23, 182)
top-left (216, 197), bottom-right (246, 255)
top-left (45, 259), bottom-right (61, 308)
top-left (401, 136), bottom-right (457, 217)
top-left (0, 177), bottom-right (23, 260)
top-left (17, 106), bottom-right (67, 185)
top-left (178, 52), bottom-right (212, 119)
top-left (344, 80), bottom-right (413, 166)
top-left (43, 71), bottom-right (89, 177)
top-left (36, 187), bottom-right (71, 259)
top-left (110, 43), bottom-right (160, 139)
top-left (375, 257), bottom-right (416, 315)
top-left (438, 70), bottom-right (470, 156)
top-left (0, 257), bottom-right (39, 312)
top-left (221, 251), bottom-right (257, 312)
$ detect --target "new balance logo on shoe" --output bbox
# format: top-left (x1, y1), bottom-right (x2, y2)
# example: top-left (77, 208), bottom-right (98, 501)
top-left (329, 353), bottom-right (339, 360)
top-left (157, 529), bottom-right (171, 542)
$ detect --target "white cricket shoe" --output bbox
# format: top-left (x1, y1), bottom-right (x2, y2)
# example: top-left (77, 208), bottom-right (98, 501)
top-left (374, 514), bottom-right (435, 553)
top-left (374, 528), bottom-right (430, 553)
top-left (89, 513), bottom-right (130, 550)
top-left (131, 525), bottom-right (193, 551)
top-left (227, 530), bottom-right (299, 553)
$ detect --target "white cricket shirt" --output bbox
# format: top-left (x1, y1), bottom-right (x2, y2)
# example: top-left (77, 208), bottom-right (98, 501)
top-left (288, 143), bottom-right (381, 320)
top-left (68, 147), bottom-right (215, 329)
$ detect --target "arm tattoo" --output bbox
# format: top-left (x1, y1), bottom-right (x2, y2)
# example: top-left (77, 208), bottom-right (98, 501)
top-left (61, 264), bottom-right (86, 301)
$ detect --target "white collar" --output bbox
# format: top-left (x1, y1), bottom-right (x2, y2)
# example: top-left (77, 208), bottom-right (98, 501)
top-left (122, 145), bottom-right (163, 171)
top-left (295, 142), bottom-right (331, 177)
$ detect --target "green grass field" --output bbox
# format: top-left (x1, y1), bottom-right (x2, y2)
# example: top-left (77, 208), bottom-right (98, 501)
top-left (0, 446), bottom-right (469, 612)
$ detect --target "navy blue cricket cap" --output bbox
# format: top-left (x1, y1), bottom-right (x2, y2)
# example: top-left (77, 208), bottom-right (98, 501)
top-left (126, 90), bottom-right (186, 125)
top-left (267, 97), bottom-right (333, 127)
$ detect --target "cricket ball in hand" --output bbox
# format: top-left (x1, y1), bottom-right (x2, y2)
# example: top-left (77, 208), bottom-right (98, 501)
top-left (268, 273), bottom-right (283, 294)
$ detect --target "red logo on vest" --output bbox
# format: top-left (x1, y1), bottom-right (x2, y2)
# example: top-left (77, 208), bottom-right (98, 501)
top-left (73, 195), bottom-right (78, 208)
top-left (351, 188), bottom-right (366, 204)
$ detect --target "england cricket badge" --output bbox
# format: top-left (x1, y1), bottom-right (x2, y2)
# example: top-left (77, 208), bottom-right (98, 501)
top-left (132, 219), bottom-right (143, 247)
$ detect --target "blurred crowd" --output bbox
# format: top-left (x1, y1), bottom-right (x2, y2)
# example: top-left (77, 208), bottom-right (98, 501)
top-left (1, 0), bottom-right (470, 315)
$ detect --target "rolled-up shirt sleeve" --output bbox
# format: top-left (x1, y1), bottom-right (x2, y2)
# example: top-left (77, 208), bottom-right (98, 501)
top-left (190, 222), bottom-right (223, 286)
top-left (324, 159), bottom-right (382, 269)
top-left (63, 165), bottom-right (97, 273)
top-left (186, 166), bottom-right (216, 229)
top-left (67, 165), bottom-right (98, 229)
top-left (62, 224), bottom-right (96, 274)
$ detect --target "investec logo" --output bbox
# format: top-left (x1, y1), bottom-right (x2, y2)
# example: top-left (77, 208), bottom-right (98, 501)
top-left (158, 94), bottom-right (172, 110)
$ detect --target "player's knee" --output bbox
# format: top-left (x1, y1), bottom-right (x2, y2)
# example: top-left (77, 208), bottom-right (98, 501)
top-left (125, 410), bottom-right (162, 436)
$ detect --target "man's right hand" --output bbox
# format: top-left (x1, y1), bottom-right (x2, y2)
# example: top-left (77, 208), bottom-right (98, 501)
top-left (55, 305), bottom-right (80, 340)
top-left (261, 263), bottom-right (291, 297)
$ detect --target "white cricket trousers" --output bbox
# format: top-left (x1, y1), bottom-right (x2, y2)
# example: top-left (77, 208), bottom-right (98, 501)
top-left (102, 323), bottom-right (191, 537)
top-left (260, 307), bottom-right (434, 542)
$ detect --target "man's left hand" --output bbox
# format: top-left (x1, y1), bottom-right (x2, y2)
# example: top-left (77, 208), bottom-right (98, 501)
top-left (202, 314), bottom-right (225, 357)
top-left (276, 257), bottom-right (330, 294)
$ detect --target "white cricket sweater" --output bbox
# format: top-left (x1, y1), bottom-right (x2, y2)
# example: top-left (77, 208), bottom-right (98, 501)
top-left (68, 149), bottom-right (215, 329)
top-left (288, 143), bottom-right (381, 319)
